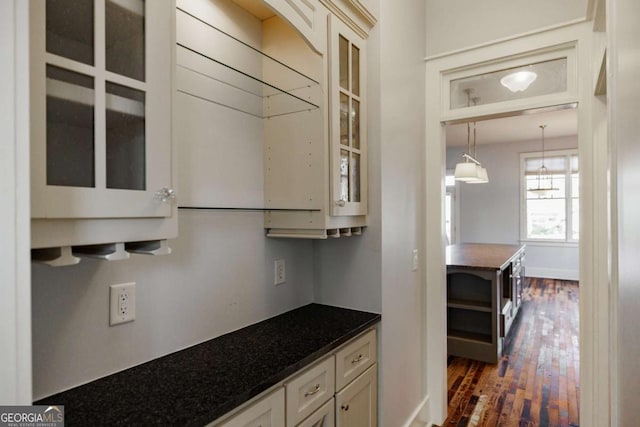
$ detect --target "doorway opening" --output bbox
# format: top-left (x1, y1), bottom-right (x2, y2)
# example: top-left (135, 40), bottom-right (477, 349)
top-left (442, 107), bottom-right (580, 425)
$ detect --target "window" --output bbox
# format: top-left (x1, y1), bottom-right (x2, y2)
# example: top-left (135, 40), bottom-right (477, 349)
top-left (521, 149), bottom-right (578, 242)
top-left (445, 173), bottom-right (456, 244)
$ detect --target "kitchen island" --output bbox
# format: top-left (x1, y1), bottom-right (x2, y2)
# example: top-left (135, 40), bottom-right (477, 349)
top-left (446, 243), bottom-right (525, 363)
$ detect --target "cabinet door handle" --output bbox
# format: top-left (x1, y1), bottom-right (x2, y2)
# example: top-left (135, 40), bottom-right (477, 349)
top-left (341, 404), bottom-right (350, 411)
top-left (335, 199), bottom-right (346, 207)
top-left (304, 383), bottom-right (321, 397)
top-left (351, 353), bottom-right (364, 364)
top-left (155, 187), bottom-right (176, 203)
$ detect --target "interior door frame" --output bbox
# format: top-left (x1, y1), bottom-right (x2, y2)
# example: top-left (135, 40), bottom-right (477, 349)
top-left (424, 21), bottom-right (609, 426)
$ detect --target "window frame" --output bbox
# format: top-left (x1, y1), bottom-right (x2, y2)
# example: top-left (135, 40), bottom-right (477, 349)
top-left (520, 148), bottom-right (578, 245)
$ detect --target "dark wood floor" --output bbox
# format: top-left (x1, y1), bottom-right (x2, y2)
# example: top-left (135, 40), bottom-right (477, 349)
top-left (442, 277), bottom-right (580, 427)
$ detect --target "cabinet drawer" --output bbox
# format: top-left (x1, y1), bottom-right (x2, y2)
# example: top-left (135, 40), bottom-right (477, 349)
top-left (217, 388), bottom-right (284, 427)
top-left (286, 356), bottom-right (335, 427)
top-left (335, 329), bottom-right (376, 391)
top-left (297, 398), bottom-right (335, 427)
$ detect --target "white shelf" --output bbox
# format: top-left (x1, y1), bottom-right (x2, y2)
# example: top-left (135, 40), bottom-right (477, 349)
top-left (175, 7), bottom-right (320, 119)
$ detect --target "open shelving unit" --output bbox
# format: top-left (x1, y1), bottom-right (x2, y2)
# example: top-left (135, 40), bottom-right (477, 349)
top-left (175, 7), bottom-right (320, 119)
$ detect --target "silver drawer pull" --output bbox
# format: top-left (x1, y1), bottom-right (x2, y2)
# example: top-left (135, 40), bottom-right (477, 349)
top-left (341, 404), bottom-right (350, 411)
top-left (351, 353), bottom-right (364, 364)
top-left (304, 383), bottom-right (320, 397)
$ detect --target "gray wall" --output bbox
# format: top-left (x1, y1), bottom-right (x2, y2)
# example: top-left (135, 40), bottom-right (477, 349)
top-left (425, 0), bottom-right (588, 57)
top-left (447, 135), bottom-right (579, 280)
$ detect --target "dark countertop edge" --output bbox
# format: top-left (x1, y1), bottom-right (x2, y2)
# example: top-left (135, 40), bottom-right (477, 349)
top-left (447, 244), bottom-right (525, 271)
top-left (194, 314), bottom-right (380, 426)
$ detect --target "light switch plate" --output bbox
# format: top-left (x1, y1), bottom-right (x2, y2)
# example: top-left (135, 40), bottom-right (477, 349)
top-left (110, 282), bottom-right (136, 326)
top-left (412, 249), bottom-right (419, 271)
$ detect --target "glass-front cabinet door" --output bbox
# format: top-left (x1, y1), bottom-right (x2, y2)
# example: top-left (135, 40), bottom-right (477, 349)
top-left (30, 0), bottom-right (172, 219)
top-left (329, 15), bottom-right (367, 217)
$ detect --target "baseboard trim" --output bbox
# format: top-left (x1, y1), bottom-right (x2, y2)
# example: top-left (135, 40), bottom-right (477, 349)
top-left (402, 394), bottom-right (431, 427)
top-left (526, 267), bottom-right (579, 281)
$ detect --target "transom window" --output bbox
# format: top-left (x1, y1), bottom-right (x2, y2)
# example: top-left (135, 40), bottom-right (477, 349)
top-left (521, 149), bottom-right (578, 242)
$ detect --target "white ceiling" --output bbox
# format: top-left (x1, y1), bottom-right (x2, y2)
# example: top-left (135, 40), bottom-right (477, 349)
top-left (445, 108), bottom-right (578, 147)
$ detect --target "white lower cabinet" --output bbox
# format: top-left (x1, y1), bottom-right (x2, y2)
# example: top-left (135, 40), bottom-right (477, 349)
top-left (335, 365), bottom-right (377, 427)
top-left (214, 329), bottom-right (377, 427)
top-left (298, 398), bottom-right (335, 427)
top-left (217, 388), bottom-right (285, 427)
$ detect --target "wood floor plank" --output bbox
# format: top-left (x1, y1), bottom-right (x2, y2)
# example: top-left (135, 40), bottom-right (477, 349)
top-left (441, 278), bottom-right (580, 426)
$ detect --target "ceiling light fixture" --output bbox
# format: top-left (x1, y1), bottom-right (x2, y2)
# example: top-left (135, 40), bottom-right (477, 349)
top-left (500, 70), bottom-right (537, 92)
top-left (454, 91), bottom-right (489, 184)
top-left (528, 124), bottom-right (558, 197)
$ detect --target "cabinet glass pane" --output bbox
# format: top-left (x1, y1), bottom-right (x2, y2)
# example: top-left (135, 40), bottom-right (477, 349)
top-left (450, 58), bottom-right (568, 109)
top-left (106, 82), bottom-right (146, 190)
top-left (351, 153), bottom-right (360, 202)
top-left (351, 45), bottom-right (360, 96)
top-left (340, 149), bottom-right (349, 202)
top-left (340, 93), bottom-right (349, 146)
top-left (106, 0), bottom-right (145, 81)
top-left (46, 65), bottom-right (95, 187)
top-left (46, 0), bottom-right (94, 65)
top-left (339, 35), bottom-right (349, 90)
top-left (351, 99), bottom-right (360, 149)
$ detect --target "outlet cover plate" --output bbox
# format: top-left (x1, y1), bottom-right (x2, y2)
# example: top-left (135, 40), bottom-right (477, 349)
top-left (110, 282), bottom-right (136, 326)
top-left (274, 259), bottom-right (286, 285)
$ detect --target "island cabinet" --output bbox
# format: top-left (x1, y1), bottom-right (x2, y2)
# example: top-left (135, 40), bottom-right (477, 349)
top-left (29, 0), bottom-right (176, 265)
top-left (446, 243), bottom-right (526, 364)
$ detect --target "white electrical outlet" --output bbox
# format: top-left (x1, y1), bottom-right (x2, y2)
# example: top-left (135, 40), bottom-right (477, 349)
top-left (274, 259), bottom-right (286, 285)
top-left (110, 282), bottom-right (136, 326)
top-left (412, 249), bottom-right (419, 271)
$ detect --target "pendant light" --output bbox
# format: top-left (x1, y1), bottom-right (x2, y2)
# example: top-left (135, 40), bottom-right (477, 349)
top-left (500, 70), bottom-right (537, 92)
top-left (454, 90), bottom-right (488, 183)
top-left (528, 124), bottom-right (558, 197)
top-left (467, 120), bottom-right (489, 184)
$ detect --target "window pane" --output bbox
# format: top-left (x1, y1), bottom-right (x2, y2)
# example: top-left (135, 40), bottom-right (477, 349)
top-left (339, 36), bottom-right (349, 91)
top-left (445, 175), bottom-right (456, 187)
top-left (340, 93), bottom-right (349, 146)
top-left (340, 149), bottom-right (349, 202)
top-left (445, 193), bottom-right (452, 244)
top-left (527, 198), bottom-right (566, 239)
top-left (46, 0), bottom-right (94, 65)
top-left (450, 58), bottom-right (568, 109)
top-left (351, 99), bottom-right (360, 149)
top-left (46, 65), bottom-right (95, 187)
top-left (106, 82), bottom-right (146, 190)
top-left (572, 198), bottom-right (579, 240)
top-left (351, 153), bottom-right (360, 202)
top-left (106, 0), bottom-right (145, 81)
top-left (572, 173), bottom-right (579, 198)
top-left (352, 45), bottom-right (360, 96)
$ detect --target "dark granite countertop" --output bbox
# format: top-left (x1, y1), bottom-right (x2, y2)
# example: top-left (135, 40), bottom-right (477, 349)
top-left (35, 303), bottom-right (380, 426)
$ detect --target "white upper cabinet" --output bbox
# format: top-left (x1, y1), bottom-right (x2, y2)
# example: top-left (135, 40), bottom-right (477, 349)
top-left (29, 0), bottom-right (176, 254)
top-left (30, 0), bottom-right (173, 219)
top-left (328, 14), bottom-right (366, 217)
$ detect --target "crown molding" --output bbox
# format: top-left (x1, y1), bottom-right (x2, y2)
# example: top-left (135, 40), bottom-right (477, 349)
top-left (319, 0), bottom-right (377, 39)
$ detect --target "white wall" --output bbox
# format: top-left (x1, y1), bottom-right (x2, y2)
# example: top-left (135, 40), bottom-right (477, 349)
top-left (0, 0), bottom-right (31, 404)
top-left (447, 135), bottom-right (579, 280)
top-left (313, 0), bottom-right (427, 425)
top-left (31, 0), bottom-right (315, 400)
top-left (425, 0), bottom-right (588, 57)
top-left (378, 0), bottom-right (426, 424)
top-left (609, 0), bottom-right (640, 424)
